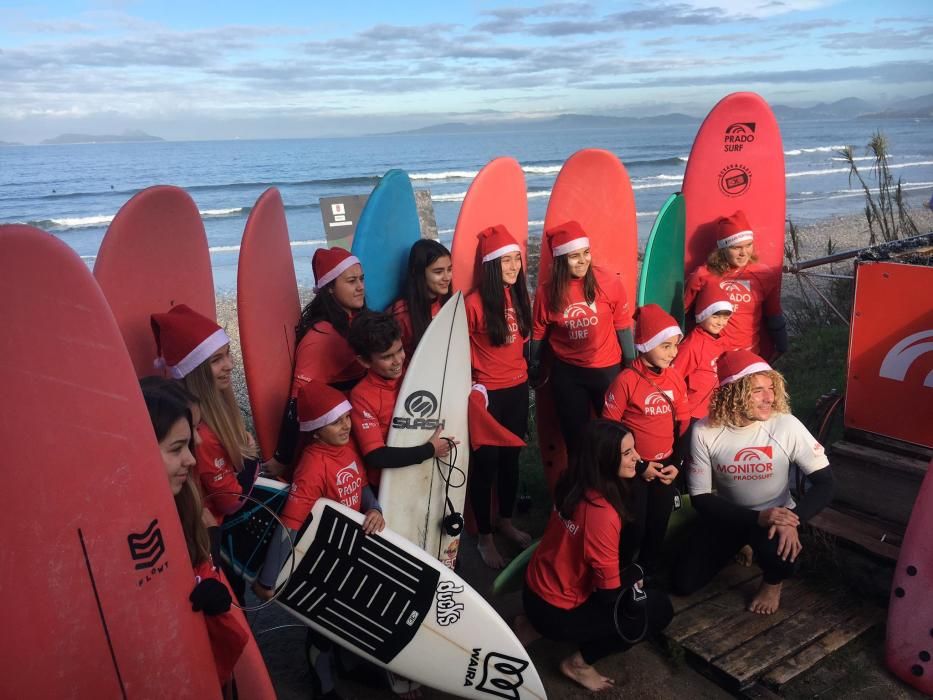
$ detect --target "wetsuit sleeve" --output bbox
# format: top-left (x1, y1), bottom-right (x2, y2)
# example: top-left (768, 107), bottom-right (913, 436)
top-left (361, 485), bottom-right (382, 513)
top-left (766, 314), bottom-right (789, 353)
top-left (257, 524), bottom-right (298, 590)
top-left (610, 276), bottom-right (633, 331)
top-left (692, 493), bottom-right (759, 527)
top-left (617, 327), bottom-right (636, 367)
top-left (792, 466), bottom-right (834, 523)
top-left (272, 397), bottom-right (300, 465)
top-left (363, 443), bottom-right (436, 470)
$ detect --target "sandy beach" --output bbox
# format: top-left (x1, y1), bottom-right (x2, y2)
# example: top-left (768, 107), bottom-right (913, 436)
top-left (213, 207), bottom-right (932, 699)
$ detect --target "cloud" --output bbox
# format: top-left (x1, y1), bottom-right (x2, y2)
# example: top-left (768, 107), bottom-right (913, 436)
top-left (821, 28), bottom-right (933, 51)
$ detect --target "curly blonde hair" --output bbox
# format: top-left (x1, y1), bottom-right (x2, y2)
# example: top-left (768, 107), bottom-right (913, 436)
top-left (706, 246), bottom-right (759, 275)
top-left (707, 370), bottom-right (790, 427)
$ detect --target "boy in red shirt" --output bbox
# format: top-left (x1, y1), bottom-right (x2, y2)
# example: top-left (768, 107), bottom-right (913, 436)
top-left (603, 304), bottom-right (689, 574)
top-left (673, 282), bottom-right (734, 421)
top-left (254, 380), bottom-right (384, 697)
top-left (347, 312), bottom-right (457, 490)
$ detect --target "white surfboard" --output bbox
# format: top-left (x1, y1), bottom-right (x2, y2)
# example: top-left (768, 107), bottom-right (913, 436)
top-left (380, 292), bottom-right (472, 568)
top-left (274, 499), bottom-right (546, 700)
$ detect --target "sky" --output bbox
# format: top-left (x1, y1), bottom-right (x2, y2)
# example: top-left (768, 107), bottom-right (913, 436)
top-left (1, 0), bottom-right (931, 142)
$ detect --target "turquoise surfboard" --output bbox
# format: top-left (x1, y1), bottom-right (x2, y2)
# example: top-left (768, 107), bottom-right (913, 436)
top-left (351, 169), bottom-right (422, 312)
top-left (492, 539), bottom-right (540, 596)
top-left (638, 193), bottom-right (685, 328)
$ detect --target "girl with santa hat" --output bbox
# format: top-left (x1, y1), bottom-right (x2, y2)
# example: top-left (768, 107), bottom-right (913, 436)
top-left (602, 304), bottom-right (689, 576)
top-left (389, 239), bottom-right (453, 359)
top-left (530, 221), bottom-right (635, 458)
top-left (683, 210), bottom-right (787, 358)
top-left (464, 224), bottom-right (533, 568)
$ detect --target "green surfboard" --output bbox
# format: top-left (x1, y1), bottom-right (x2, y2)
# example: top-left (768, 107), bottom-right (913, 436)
top-left (638, 193), bottom-right (685, 327)
top-left (492, 540), bottom-right (540, 596)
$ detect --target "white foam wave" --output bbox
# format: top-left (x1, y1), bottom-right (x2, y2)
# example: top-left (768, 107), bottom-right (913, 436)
top-left (830, 156), bottom-right (874, 162)
top-left (632, 180), bottom-right (681, 190)
top-left (644, 174), bottom-right (684, 181)
top-left (528, 190), bottom-right (550, 199)
top-left (207, 239), bottom-right (328, 255)
top-left (201, 207), bottom-right (245, 218)
top-left (47, 214), bottom-right (114, 229)
top-left (678, 156), bottom-right (689, 162)
top-left (637, 210), bottom-right (660, 218)
top-left (432, 192), bottom-right (467, 202)
top-left (528, 219), bottom-right (545, 228)
top-left (784, 145), bottom-right (847, 156)
top-left (290, 239), bottom-right (327, 247)
top-left (787, 160), bottom-right (933, 178)
top-left (522, 165), bottom-right (562, 175)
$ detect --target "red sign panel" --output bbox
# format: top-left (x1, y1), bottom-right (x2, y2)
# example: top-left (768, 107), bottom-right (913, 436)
top-left (845, 261), bottom-right (933, 448)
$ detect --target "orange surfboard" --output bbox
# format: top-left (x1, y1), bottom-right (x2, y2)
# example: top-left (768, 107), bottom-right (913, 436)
top-left (451, 157), bottom-right (528, 294)
top-left (94, 185), bottom-right (216, 377)
top-left (237, 188), bottom-right (301, 460)
top-left (0, 224), bottom-right (221, 698)
top-left (538, 149), bottom-right (638, 493)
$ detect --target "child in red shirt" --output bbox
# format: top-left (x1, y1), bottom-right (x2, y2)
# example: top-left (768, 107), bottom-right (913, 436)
top-left (464, 225), bottom-right (533, 568)
top-left (388, 239), bottom-right (452, 358)
top-left (530, 221), bottom-right (634, 458)
top-left (522, 420), bottom-right (672, 692)
top-left (602, 304), bottom-right (688, 575)
top-left (673, 282), bottom-right (734, 421)
top-left (347, 312), bottom-right (457, 490)
top-left (254, 380), bottom-right (384, 698)
top-left (683, 211), bottom-right (787, 358)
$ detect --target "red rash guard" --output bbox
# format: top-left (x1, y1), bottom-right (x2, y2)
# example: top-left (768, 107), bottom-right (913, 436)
top-left (292, 320), bottom-right (365, 395)
top-left (672, 326), bottom-right (729, 420)
top-left (532, 266), bottom-right (632, 368)
top-left (683, 264), bottom-right (780, 354)
top-left (602, 357), bottom-right (689, 461)
top-left (389, 297), bottom-right (442, 359)
top-left (195, 422), bottom-right (243, 522)
top-left (349, 370), bottom-right (401, 489)
top-left (465, 286), bottom-right (527, 389)
top-left (280, 441), bottom-right (368, 530)
top-left (525, 491), bottom-right (622, 609)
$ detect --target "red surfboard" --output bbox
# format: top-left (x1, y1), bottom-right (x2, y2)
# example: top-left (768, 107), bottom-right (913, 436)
top-left (94, 185), bottom-right (216, 377)
top-left (538, 149), bottom-right (638, 493)
top-left (451, 157), bottom-right (528, 294)
top-left (451, 158), bottom-right (528, 534)
top-left (886, 458), bottom-right (933, 694)
top-left (237, 188), bottom-right (301, 460)
top-left (0, 224), bottom-right (221, 698)
top-left (681, 92), bottom-right (785, 353)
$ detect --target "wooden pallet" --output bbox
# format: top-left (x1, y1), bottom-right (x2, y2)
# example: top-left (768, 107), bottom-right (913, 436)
top-left (664, 563), bottom-right (883, 695)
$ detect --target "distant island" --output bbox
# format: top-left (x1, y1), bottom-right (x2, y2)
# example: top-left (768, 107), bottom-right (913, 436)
top-left (382, 94), bottom-right (933, 136)
top-left (0, 140), bottom-right (25, 146)
top-left (41, 130), bottom-right (165, 145)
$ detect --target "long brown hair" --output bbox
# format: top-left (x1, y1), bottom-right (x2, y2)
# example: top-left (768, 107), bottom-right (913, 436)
top-left (547, 255), bottom-right (601, 315)
top-left (705, 247), bottom-right (759, 275)
top-left (182, 360), bottom-right (258, 470)
top-left (141, 379), bottom-right (212, 567)
top-left (480, 258), bottom-right (531, 346)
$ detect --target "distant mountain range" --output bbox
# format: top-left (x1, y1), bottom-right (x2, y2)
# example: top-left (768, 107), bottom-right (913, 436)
top-left (386, 94), bottom-right (933, 136)
top-left (41, 129), bottom-right (164, 145)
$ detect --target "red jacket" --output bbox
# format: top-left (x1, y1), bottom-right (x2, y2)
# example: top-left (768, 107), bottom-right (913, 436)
top-left (349, 370), bottom-right (401, 489)
top-left (532, 266), bottom-right (632, 368)
top-left (194, 560), bottom-right (249, 684)
top-left (672, 326), bottom-right (728, 419)
top-left (389, 297), bottom-right (442, 359)
top-left (602, 358), bottom-right (689, 461)
top-left (281, 440), bottom-right (368, 529)
top-left (195, 423), bottom-right (242, 522)
top-left (465, 286), bottom-right (527, 389)
top-left (292, 320), bottom-right (365, 395)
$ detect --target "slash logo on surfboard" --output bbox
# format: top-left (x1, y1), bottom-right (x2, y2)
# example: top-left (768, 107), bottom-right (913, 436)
top-left (393, 390), bottom-right (445, 430)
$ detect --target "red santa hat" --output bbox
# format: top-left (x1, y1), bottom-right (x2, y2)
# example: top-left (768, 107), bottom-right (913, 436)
top-left (297, 380), bottom-right (352, 432)
top-left (634, 304), bottom-right (682, 353)
top-left (312, 247), bottom-right (361, 292)
top-left (717, 350), bottom-right (772, 386)
top-left (694, 281), bottom-right (735, 323)
top-left (151, 304), bottom-right (230, 379)
top-left (545, 220), bottom-right (590, 257)
top-left (478, 224), bottom-right (521, 263)
top-left (468, 384), bottom-right (525, 450)
top-left (716, 211), bottom-right (754, 249)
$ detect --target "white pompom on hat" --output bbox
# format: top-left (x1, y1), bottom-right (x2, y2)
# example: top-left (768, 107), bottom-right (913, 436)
top-left (716, 210), bottom-right (754, 249)
top-left (312, 247), bottom-right (361, 292)
top-left (695, 281), bottom-right (735, 323)
top-left (545, 220), bottom-right (590, 257)
top-left (297, 380), bottom-right (352, 432)
top-left (478, 224), bottom-right (521, 263)
top-left (634, 304), bottom-right (682, 353)
top-left (150, 304), bottom-right (230, 379)
top-left (716, 349), bottom-right (772, 386)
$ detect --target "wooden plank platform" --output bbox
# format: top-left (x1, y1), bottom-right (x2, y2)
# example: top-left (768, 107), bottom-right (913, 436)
top-left (808, 506), bottom-right (903, 561)
top-left (664, 563), bottom-right (882, 694)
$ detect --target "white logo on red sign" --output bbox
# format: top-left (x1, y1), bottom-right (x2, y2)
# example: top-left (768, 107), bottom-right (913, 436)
top-left (878, 330), bottom-right (933, 387)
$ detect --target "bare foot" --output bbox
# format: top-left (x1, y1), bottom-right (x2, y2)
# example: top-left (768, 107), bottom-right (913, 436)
top-left (497, 518), bottom-right (532, 549)
top-left (559, 652), bottom-right (615, 692)
top-left (747, 581), bottom-right (783, 615)
top-left (478, 534), bottom-right (507, 569)
top-left (512, 614), bottom-right (541, 647)
top-left (735, 544), bottom-right (754, 567)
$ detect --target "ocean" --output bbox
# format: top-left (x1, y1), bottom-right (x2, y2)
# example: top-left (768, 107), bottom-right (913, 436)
top-left (2, 118), bottom-right (932, 291)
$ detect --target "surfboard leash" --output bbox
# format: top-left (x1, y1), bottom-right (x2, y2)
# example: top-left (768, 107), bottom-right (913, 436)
top-left (435, 437), bottom-right (466, 539)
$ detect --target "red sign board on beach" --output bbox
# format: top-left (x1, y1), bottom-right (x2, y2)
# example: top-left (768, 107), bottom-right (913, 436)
top-left (845, 261), bottom-right (933, 448)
